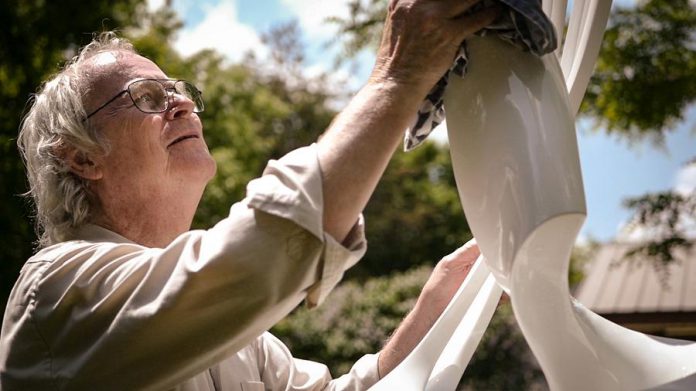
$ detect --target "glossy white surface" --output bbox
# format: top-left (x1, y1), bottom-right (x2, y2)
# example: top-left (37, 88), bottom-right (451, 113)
top-left (424, 269), bottom-right (501, 391)
top-left (445, 36), bottom-right (586, 291)
top-left (446, 35), bottom-right (696, 390)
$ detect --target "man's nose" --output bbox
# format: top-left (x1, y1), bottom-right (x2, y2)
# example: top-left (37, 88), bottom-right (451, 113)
top-left (165, 90), bottom-right (195, 120)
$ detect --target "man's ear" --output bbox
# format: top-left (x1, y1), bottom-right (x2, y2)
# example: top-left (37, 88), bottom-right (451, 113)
top-left (64, 147), bottom-right (103, 180)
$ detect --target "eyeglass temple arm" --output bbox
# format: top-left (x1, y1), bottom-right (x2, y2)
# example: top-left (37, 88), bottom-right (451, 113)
top-left (85, 90), bottom-right (128, 120)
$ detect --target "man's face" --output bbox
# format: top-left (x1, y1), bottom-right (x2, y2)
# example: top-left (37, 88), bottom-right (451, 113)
top-left (83, 51), bottom-right (217, 205)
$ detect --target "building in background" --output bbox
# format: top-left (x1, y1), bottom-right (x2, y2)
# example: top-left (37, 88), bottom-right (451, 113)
top-left (575, 244), bottom-right (696, 340)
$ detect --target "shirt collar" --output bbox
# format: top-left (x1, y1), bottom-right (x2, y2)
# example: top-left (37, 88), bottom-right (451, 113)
top-left (73, 223), bottom-right (136, 244)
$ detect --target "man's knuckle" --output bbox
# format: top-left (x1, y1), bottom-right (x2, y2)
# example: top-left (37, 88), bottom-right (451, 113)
top-left (440, 254), bottom-right (457, 265)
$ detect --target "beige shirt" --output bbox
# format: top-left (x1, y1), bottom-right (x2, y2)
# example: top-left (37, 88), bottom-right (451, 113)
top-left (0, 144), bottom-right (379, 390)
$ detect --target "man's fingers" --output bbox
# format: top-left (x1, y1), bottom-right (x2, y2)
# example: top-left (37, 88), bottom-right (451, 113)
top-left (451, 4), bottom-right (503, 39)
top-left (441, 238), bottom-right (480, 265)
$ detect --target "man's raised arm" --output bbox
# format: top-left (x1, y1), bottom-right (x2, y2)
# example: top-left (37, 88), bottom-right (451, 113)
top-left (317, 0), bottom-right (501, 241)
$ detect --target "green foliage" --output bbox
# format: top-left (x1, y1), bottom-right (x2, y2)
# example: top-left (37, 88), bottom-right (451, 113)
top-left (459, 302), bottom-right (545, 390)
top-left (621, 190), bottom-right (696, 281)
top-left (273, 266), bottom-right (428, 375)
top-left (326, 0), bottom-right (387, 63)
top-left (582, 0), bottom-right (696, 141)
top-left (569, 239), bottom-right (600, 290)
top-left (127, 7), bottom-right (189, 79)
top-left (273, 267), bottom-right (544, 389)
top-left (189, 24), bottom-right (338, 228)
top-left (353, 142), bottom-right (473, 278)
top-left (193, 56), bottom-right (334, 226)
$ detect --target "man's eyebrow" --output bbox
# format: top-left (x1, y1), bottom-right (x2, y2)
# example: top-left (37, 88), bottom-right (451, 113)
top-left (131, 78), bottom-right (177, 87)
top-left (128, 76), bottom-right (173, 82)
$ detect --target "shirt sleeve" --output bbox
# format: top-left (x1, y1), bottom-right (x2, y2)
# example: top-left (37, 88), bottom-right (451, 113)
top-left (1, 144), bottom-right (367, 390)
top-left (245, 143), bottom-right (366, 307)
top-left (257, 333), bottom-right (381, 391)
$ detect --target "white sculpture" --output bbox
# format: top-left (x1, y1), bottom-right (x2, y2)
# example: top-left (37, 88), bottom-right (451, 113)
top-left (370, 0), bottom-right (696, 390)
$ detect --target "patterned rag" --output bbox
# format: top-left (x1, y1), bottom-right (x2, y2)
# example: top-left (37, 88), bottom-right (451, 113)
top-left (403, 0), bottom-right (558, 151)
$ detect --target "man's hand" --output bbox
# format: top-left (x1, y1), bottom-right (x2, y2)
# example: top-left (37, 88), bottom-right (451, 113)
top-left (417, 239), bottom-right (480, 320)
top-left (378, 240), bottom-right (481, 377)
top-left (371, 0), bottom-right (502, 96)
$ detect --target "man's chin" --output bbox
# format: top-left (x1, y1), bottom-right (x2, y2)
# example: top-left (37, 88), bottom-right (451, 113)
top-left (176, 153), bottom-right (217, 184)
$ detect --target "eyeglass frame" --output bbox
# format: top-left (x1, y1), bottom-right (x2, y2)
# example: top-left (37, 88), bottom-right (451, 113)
top-left (84, 78), bottom-right (204, 120)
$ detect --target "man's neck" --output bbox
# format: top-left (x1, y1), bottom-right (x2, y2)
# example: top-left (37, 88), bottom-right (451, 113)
top-left (91, 187), bottom-right (201, 248)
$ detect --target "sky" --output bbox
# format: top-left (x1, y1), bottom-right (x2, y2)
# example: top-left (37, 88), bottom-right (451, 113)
top-left (148, 0), bottom-right (696, 243)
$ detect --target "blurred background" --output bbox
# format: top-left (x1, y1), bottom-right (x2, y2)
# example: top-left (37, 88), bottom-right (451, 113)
top-left (1, 0), bottom-right (694, 389)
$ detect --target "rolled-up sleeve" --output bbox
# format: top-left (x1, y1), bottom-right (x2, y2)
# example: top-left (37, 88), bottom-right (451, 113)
top-left (245, 143), bottom-right (366, 307)
top-left (0, 144), bottom-right (366, 390)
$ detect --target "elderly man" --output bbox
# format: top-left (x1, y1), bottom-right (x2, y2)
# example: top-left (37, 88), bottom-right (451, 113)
top-left (0, 0), bottom-right (499, 389)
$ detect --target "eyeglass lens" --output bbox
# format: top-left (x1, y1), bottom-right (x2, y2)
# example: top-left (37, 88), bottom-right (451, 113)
top-left (128, 80), bottom-right (204, 113)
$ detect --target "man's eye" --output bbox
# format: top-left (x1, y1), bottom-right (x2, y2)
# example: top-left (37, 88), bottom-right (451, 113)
top-left (134, 94), bottom-right (153, 103)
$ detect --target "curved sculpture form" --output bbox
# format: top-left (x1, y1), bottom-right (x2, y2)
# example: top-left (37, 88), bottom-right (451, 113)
top-left (445, 36), bottom-right (586, 291)
top-left (445, 35), bottom-right (696, 390)
top-left (558, 0), bottom-right (612, 115)
top-left (424, 263), bottom-right (501, 391)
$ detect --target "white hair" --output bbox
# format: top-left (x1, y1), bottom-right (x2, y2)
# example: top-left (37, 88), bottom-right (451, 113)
top-left (18, 32), bottom-right (136, 247)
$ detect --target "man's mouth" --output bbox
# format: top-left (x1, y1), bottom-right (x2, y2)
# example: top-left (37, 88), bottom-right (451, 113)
top-left (169, 134), bottom-right (199, 147)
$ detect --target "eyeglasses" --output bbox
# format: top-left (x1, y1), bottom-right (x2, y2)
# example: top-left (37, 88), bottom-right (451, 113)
top-left (85, 79), bottom-right (204, 119)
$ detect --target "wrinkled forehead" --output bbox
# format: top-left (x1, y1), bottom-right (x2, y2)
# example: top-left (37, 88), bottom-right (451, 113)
top-left (81, 51), bottom-right (167, 108)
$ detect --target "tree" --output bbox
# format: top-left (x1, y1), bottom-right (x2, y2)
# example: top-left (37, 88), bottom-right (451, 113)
top-left (583, 0), bottom-right (696, 140)
top-left (354, 142), bottom-right (473, 278)
top-left (620, 189), bottom-right (696, 282)
top-left (326, 0), bottom-right (387, 63)
top-left (0, 0), bottom-right (143, 322)
top-left (584, 0), bottom-right (696, 275)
